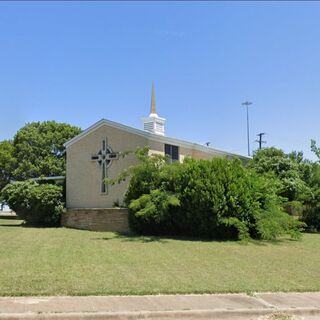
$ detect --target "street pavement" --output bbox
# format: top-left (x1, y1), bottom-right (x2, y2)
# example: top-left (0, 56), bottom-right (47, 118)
top-left (0, 292), bottom-right (320, 319)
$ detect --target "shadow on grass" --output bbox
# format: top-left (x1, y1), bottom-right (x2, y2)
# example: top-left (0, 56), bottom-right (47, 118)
top-left (0, 216), bottom-right (61, 229)
top-left (0, 215), bottom-right (24, 227)
top-left (246, 238), bottom-right (293, 247)
top-left (91, 232), bottom-right (303, 246)
top-left (0, 215), bottom-right (18, 220)
top-left (21, 221), bottom-right (62, 229)
top-left (0, 223), bottom-right (24, 227)
top-left (304, 230), bottom-right (320, 235)
top-left (91, 233), bottom-right (169, 243)
top-left (92, 232), bottom-right (254, 244)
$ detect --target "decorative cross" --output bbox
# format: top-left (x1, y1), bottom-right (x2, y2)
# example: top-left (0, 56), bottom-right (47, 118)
top-left (91, 138), bottom-right (119, 193)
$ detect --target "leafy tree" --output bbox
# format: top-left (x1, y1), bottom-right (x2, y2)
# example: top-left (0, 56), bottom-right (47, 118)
top-left (249, 147), bottom-right (311, 204)
top-left (249, 147), bottom-right (320, 230)
top-left (0, 140), bottom-right (16, 191)
top-left (299, 144), bottom-right (320, 230)
top-left (11, 121), bottom-right (81, 180)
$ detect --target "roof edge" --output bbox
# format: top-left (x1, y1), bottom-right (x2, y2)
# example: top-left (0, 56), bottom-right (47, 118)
top-left (63, 118), bottom-right (250, 160)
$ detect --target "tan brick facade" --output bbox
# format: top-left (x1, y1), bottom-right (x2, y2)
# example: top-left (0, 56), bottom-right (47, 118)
top-left (61, 208), bottom-right (130, 233)
top-left (65, 119), bottom-right (249, 210)
top-left (66, 124), bottom-right (147, 208)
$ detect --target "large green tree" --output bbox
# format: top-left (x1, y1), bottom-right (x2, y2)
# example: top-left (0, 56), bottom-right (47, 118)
top-left (11, 121), bottom-right (81, 180)
top-left (249, 147), bottom-right (311, 203)
top-left (0, 140), bottom-right (16, 191)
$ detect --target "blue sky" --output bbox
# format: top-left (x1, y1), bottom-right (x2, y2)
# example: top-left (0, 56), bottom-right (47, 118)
top-left (0, 2), bottom-right (319, 159)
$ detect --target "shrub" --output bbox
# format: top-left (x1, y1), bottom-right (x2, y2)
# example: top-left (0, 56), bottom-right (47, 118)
top-left (299, 163), bottom-right (320, 231)
top-left (129, 189), bottom-right (180, 235)
top-left (123, 150), bottom-right (304, 240)
top-left (300, 189), bottom-right (320, 231)
top-left (1, 180), bottom-right (64, 226)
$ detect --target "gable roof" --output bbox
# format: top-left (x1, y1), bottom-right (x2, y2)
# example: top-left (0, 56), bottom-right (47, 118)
top-left (64, 118), bottom-right (250, 160)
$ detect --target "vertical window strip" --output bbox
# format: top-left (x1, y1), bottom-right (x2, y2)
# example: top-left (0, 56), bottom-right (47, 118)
top-left (164, 144), bottom-right (179, 163)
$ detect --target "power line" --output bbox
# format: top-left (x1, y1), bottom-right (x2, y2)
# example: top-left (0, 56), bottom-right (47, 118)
top-left (256, 133), bottom-right (267, 150)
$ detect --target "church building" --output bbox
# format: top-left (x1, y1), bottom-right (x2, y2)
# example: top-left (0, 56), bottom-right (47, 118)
top-left (64, 84), bottom-right (248, 210)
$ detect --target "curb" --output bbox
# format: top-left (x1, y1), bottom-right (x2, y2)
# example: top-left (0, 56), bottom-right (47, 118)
top-left (1, 307), bottom-right (320, 320)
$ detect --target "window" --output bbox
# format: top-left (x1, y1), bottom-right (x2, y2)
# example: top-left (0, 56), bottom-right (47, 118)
top-left (165, 144), bottom-right (179, 163)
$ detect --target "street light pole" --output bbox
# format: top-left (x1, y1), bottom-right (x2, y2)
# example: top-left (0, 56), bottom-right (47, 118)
top-left (242, 101), bottom-right (253, 156)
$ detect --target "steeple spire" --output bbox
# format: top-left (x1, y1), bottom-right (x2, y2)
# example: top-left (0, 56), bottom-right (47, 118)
top-left (143, 82), bottom-right (166, 135)
top-left (150, 82), bottom-right (157, 115)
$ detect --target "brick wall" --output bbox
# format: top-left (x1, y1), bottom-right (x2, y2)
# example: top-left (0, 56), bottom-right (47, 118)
top-left (61, 208), bottom-right (130, 233)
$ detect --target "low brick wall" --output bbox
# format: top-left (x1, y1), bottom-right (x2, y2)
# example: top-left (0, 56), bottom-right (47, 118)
top-left (61, 208), bottom-right (130, 233)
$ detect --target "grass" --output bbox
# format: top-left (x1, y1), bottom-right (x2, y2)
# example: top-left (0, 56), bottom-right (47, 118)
top-left (0, 216), bottom-right (320, 296)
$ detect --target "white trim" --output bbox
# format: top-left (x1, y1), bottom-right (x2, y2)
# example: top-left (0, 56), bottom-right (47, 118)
top-left (64, 118), bottom-right (250, 160)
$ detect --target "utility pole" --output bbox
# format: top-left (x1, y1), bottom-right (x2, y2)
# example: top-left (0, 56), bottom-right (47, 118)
top-left (256, 133), bottom-right (266, 150)
top-left (242, 101), bottom-right (253, 156)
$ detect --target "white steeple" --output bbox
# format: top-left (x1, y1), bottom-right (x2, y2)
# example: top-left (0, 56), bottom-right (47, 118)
top-left (143, 82), bottom-right (166, 135)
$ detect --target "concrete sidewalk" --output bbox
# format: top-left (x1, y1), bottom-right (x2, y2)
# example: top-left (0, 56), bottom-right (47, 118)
top-left (0, 292), bottom-right (320, 319)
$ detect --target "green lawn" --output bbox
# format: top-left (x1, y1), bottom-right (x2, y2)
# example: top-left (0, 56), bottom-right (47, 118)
top-left (0, 216), bottom-right (320, 296)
